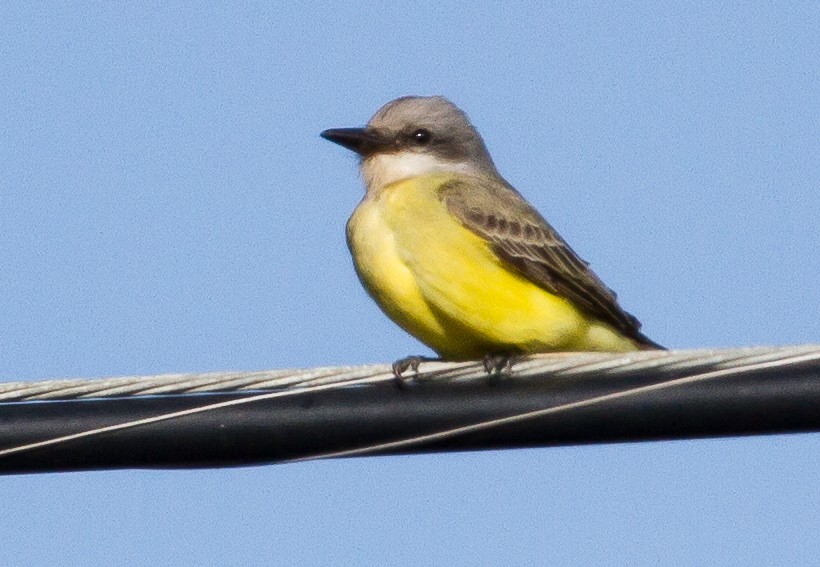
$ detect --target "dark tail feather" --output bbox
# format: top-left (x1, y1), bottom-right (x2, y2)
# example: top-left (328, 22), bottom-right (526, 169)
top-left (635, 332), bottom-right (665, 350)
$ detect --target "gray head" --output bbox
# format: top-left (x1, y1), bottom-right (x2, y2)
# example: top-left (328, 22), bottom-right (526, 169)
top-left (322, 96), bottom-right (499, 188)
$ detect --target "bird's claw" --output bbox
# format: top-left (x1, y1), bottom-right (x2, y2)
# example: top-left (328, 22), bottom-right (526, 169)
top-left (391, 353), bottom-right (514, 388)
top-left (482, 353), bottom-right (515, 377)
top-left (391, 355), bottom-right (435, 387)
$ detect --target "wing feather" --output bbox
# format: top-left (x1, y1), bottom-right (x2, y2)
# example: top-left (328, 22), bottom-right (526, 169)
top-left (440, 177), bottom-right (660, 348)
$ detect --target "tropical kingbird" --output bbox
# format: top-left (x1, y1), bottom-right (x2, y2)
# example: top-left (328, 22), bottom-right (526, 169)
top-left (322, 96), bottom-right (661, 372)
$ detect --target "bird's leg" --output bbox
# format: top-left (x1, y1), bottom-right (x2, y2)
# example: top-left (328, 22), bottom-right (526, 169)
top-left (391, 355), bottom-right (439, 387)
top-left (482, 352), bottom-right (516, 377)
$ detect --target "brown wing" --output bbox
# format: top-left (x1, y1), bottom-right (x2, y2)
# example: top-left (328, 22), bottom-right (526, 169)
top-left (440, 177), bottom-right (661, 348)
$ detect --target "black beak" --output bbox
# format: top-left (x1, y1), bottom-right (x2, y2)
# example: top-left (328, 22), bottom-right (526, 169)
top-left (320, 127), bottom-right (389, 156)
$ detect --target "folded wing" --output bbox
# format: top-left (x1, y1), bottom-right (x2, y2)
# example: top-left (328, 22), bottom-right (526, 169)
top-left (440, 177), bottom-right (661, 349)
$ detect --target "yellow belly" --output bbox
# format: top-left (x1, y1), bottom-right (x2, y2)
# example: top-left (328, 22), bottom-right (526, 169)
top-left (346, 174), bottom-right (637, 358)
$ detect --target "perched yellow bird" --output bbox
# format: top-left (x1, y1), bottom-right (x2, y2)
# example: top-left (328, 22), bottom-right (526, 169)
top-left (322, 96), bottom-right (661, 373)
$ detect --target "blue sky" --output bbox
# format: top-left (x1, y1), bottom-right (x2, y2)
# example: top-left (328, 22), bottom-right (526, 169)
top-left (1, 3), bottom-right (818, 565)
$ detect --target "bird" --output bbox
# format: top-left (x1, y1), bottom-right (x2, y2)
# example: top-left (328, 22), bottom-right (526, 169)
top-left (321, 96), bottom-right (662, 375)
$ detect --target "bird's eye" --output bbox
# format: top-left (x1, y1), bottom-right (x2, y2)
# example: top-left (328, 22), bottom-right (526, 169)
top-left (411, 129), bottom-right (431, 145)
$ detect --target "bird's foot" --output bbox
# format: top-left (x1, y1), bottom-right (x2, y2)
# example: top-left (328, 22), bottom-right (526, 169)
top-left (482, 352), bottom-right (515, 378)
top-left (391, 355), bottom-right (438, 388)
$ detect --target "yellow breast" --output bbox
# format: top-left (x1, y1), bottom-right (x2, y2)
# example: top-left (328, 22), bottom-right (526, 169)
top-left (346, 179), bottom-right (455, 354)
top-left (346, 174), bottom-right (637, 358)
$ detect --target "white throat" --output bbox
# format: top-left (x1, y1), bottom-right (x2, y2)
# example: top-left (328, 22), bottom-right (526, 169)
top-left (361, 152), bottom-right (478, 191)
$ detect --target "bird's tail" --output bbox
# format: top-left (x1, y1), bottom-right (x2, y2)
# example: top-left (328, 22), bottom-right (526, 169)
top-left (635, 332), bottom-right (666, 350)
